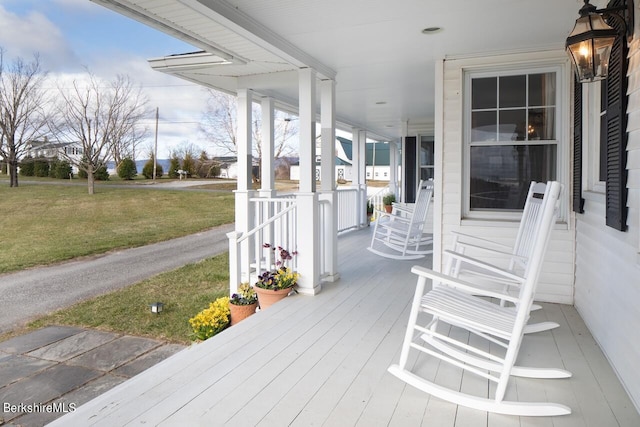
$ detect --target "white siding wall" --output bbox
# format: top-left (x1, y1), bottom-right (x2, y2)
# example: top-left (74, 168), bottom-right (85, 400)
top-left (436, 50), bottom-right (575, 304)
top-left (574, 37), bottom-right (640, 411)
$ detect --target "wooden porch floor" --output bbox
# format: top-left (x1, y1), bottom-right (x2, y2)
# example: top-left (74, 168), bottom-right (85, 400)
top-left (51, 228), bottom-right (640, 426)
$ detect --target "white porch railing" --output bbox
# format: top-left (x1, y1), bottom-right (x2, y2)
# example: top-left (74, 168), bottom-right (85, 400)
top-left (335, 188), bottom-right (361, 232)
top-left (367, 185), bottom-right (390, 221)
top-left (317, 196), bottom-right (331, 279)
top-left (227, 197), bottom-right (297, 295)
top-left (229, 186), bottom-right (371, 294)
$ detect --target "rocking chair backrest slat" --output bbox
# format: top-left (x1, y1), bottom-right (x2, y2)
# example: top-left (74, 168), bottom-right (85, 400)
top-left (513, 181), bottom-right (561, 316)
top-left (510, 182), bottom-right (547, 271)
top-left (408, 180), bottom-right (433, 236)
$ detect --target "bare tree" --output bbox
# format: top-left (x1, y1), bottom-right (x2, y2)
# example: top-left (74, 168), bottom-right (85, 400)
top-left (51, 72), bottom-right (148, 194)
top-left (0, 48), bottom-right (50, 187)
top-left (111, 121), bottom-right (148, 167)
top-left (199, 89), bottom-right (298, 159)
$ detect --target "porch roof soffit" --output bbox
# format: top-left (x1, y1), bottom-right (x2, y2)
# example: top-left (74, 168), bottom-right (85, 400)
top-left (92, 0), bottom-right (336, 82)
top-left (91, 1), bottom-right (397, 138)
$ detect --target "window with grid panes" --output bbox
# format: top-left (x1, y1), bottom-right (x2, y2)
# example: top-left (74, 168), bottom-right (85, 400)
top-left (468, 71), bottom-right (558, 211)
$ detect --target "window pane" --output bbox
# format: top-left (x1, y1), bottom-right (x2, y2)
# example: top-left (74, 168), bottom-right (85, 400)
top-left (420, 139), bottom-right (434, 166)
top-left (528, 107), bottom-right (555, 140)
top-left (499, 109), bottom-right (526, 141)
top-left (499, 75), bottom-right (526, 108)
top-left (529, 73), bottom-right (556, 107)
top-left (472, 111), bottom-right (497, 141)
top-left (421, 167), bottom-right (434, 181)
top-left (470, 144), bottom-right (557, 210)
top-left (472, 77), bottom-right (497, 109)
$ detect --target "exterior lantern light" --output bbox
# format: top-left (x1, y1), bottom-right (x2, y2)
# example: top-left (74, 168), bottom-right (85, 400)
top-left (566, 0), bottom-right (634, 83)
top-left (150, 302), bottom-right (164, 314)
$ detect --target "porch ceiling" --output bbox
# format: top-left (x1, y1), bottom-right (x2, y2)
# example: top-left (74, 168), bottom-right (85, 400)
top-left (92, 0), bottom-right (583, 140)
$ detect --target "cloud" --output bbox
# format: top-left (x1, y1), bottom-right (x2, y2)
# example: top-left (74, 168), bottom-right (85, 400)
top-left (49, 56), bottom-right (211, 158)
top-left (52, 0), bottom-right (100, 11)
top-left (0, 4), bottom-right (78, 70)
top-left (0, 1), bottom-right (213, 158)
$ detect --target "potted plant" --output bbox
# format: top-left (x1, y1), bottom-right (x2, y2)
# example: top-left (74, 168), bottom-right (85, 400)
top-left (229, 283), bottom-right (258, 325)
top-left (367, 200), bottom-right (374, 225)
top-left (254, 244), bottom-right (299, 309)
top-left (383, 193), bottom-right (396, 213)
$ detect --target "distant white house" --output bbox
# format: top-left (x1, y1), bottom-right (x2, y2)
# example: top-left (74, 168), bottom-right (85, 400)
top-left (215, 156), bottom-right (260, 180)
top-left (24, 138), bottom-right (84, 173)
top-left (289, 136), bottom-right (394, 182)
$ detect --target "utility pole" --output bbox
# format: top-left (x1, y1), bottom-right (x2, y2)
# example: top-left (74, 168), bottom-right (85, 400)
top-left (153, 107), bottom-right (158, 181)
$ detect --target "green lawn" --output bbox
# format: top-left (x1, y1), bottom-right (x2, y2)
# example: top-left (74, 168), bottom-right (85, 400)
top-left (29, 254), bottom-right (230, 344)
top-left (0, 183), bottom-right (235, 273)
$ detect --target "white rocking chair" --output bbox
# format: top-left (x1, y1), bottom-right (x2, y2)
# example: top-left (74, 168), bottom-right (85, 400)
top-left (367, 180), bottom-right (433, 260)
top-left (388, 181), bottom-right (571, 416)
top-left (444, 181), bottom-right (559, 334)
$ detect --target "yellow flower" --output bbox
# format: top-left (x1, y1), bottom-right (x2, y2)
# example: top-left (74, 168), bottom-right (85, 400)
top-left (189, 297), bottom-right (230, 340)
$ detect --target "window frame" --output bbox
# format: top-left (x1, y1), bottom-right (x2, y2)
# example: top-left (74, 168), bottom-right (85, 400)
top-left (462, 64), bottom-right (568, 221)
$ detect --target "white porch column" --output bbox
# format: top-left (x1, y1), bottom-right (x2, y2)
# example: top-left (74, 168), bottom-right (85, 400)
top-left (389, 140), bottom-right (399, 198)
top-left (297, 68), bottom-right (320, 295)
top-left (321, 78), bottom-right (339, 282)
top-left (259, 96), bottom-right (276, 247)
top-left (321, 80), bottom-right (336, 191)
top-left (351, 127), bottom-right (361, 188)
top-left (356, 129), bottom-right (368, 226)
top-left (358, 130), bottom-right (367, 185)
top-left (260, 96), bottom-right (275, 196)
top-left (400, 120), bottom-right (409, 203)
top-left (235, 88), bottom-right (254, 282)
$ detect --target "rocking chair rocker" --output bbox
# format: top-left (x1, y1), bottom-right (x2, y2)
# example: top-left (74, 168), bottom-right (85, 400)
top-left (388, 181), bottom-right (571, 416)
top-left (367, 180), bottom-right (433, 260)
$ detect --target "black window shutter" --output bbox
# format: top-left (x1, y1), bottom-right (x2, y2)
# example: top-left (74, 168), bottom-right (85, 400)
top-left (573, 75), bottom-right (584, 214)
top-left (604, 3), bottom-right (629, 231)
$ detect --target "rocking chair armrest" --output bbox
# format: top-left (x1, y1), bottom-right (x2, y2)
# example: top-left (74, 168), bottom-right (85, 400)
top-left (373, 208), bottom-right (389, 217)
top-left (451, 231), bottom-right (512, 251)
top-left (443, 250), bottom-right (525, 286)
top-left (391, 203), bottom-right (413, 215)
top-left (375, 209), bottom-right (412, 224)
top-left (410, 266), bottom-right (520, 304)
top-left (450, 241), bottom-right (528, 263)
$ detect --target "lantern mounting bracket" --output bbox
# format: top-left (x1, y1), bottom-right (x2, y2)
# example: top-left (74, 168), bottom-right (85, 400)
top-left (590, 0), bottom-right (634, 43)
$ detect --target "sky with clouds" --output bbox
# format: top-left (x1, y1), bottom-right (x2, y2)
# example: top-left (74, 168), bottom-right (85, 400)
top-left (0, 0), bottom-right (214, 158)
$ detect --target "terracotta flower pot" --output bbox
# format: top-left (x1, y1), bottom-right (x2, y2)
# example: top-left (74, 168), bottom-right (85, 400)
top-left (229, 302), bottom-right (257, 325)
top-left (384, 204), bottom-right (393, 213)
top-left (254, 286), bottom-right (293, 309)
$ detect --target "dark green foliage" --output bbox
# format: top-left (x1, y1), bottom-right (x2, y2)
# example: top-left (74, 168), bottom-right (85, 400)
top-left (55, 160), bottom-right (73, 179)
top-left (48, 158), bottom-right (59, 178)
top-left (79, 163), bottom-right (109, 180)
top-left (33, 157), bottom-right (50, 177)
top-left (205, 163), bottom-right (221, 178)
top-left (142, 158), bottom-right (163, 179)
top-left (182, 153), bottom-right (196, 176)
top-left (168, 156), bottom-right (180, 178)
top-left (48, 157), bottom-right (72, 179)
top-left (117, 158), bottom-right (137, 180)
top-left (19, 156), bottom-right (34, 176)
top-left (94, 164), bottom-right (109, 181)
